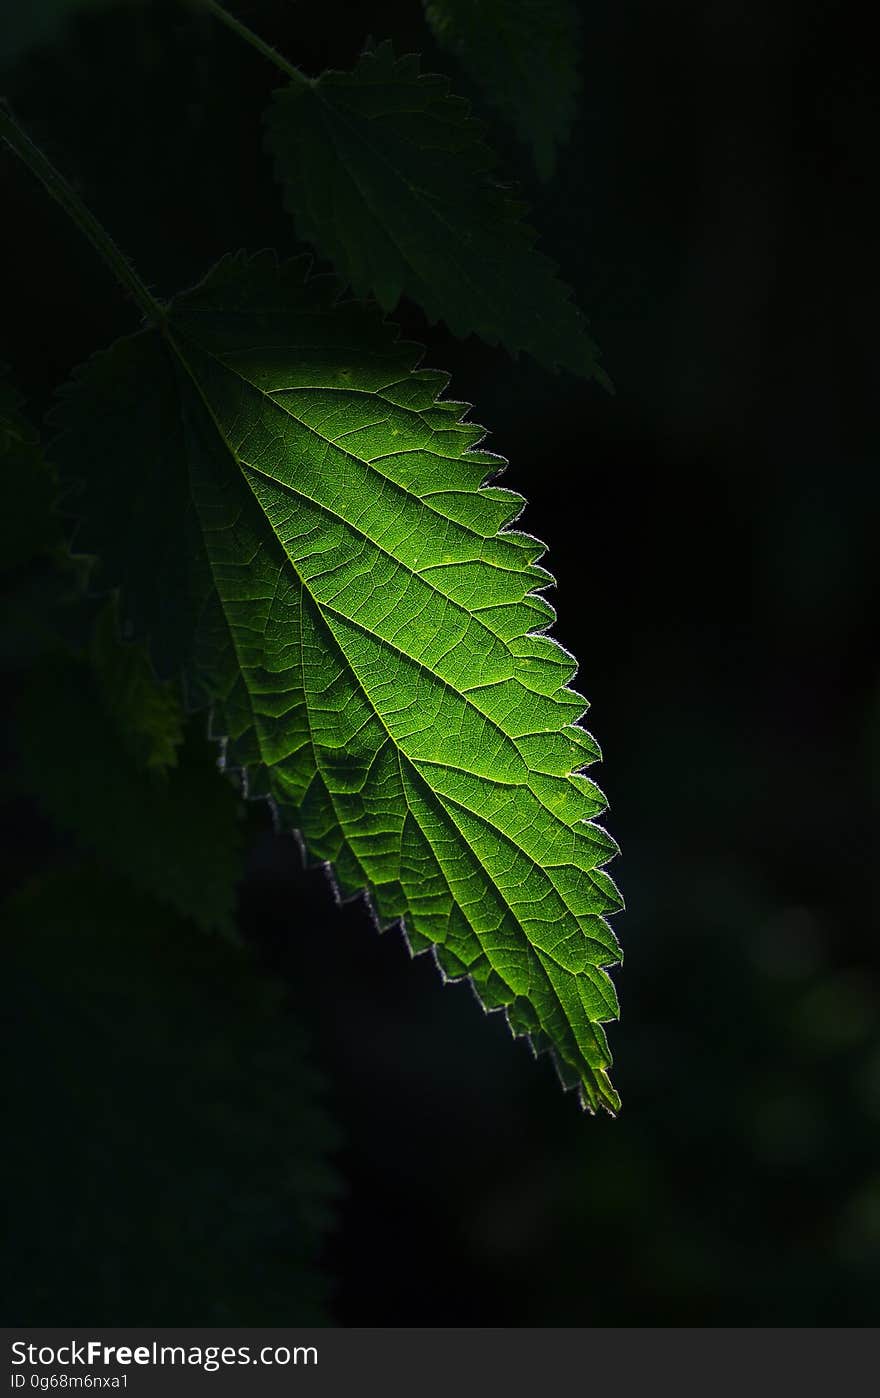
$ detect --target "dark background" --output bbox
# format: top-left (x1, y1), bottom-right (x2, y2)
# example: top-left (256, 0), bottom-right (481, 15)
top-left (2, 0), bottom-right (877, 1325)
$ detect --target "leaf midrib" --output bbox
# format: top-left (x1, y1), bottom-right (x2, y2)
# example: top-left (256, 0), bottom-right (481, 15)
top-left (166, 316), bottom-right (616, 1103)
top-left (172, 329), bottom-right (568, 700)
top-left (170, 323), bottom-right (601, 848)
top-left (394, 749), bottom-right (607, 1086)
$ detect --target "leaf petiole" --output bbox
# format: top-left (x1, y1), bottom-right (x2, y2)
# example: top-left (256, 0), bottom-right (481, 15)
top-left (200, 0), bottom-right (311, 87)
top-left (0, 103), bottom-right (166, 325)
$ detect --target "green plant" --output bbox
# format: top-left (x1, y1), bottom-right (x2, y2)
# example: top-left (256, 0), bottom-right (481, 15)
top-left (1, 0), bottom-right (622, 1111)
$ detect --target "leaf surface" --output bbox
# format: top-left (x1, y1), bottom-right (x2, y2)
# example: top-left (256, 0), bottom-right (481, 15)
top-left (264, 42), bottom-right (605, 382)
top-left (17, 656), bottom-right (244, 935)
top-left (52, 253), bottom-right (622, 1108)
top-left (0, 377), bottom-right (60, 570)
top-left (424, 0), bottom-right (581, 179)
top-left (0, 380), bottom-right (91, 672)
top-left (90, 600), bottom-right (185, 774)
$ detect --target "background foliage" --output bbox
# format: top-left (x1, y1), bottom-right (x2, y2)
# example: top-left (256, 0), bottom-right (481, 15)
top-left (2, 0), bottom-right (877, 1324)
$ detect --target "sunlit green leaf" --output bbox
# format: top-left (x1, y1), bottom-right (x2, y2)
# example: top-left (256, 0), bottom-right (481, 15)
top-left (51, 252), bottom-right (622, 1109)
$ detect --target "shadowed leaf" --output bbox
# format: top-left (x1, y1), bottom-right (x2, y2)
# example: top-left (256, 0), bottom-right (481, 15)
top-left (424, 0), bottom-right (581, 179)
top-left (265, 42), bottom-right (605, 382)
top-left (0, 377), bottom-right (60, 571)
top-left (17, 655), bottom-right (244, 935)
top-left (90, 599), bottom-right (185, 773)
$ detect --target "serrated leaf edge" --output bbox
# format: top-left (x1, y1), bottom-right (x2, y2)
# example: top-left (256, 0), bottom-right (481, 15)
top-left (49, 249), bottom-right (622, 1113)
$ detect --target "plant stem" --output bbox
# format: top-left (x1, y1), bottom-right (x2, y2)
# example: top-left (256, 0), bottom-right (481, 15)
top-left (0, 104), bottom-right (165, 325)
top-left (201, 0), bottom-right (311, 86)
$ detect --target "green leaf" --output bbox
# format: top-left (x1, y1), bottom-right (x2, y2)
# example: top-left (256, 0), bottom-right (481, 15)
top-left (0, 377), bottom-right (92, 672)
top-left (0, 376), bottom-right (61, 570)
top-left (424, 0), bottom-right (581, 180)
top-left (3, 864), bottom-right (341, 1324)
top-left (90, 599), bottom-right (185, 773)
top-left (264, 42), bottom-right (606, 382)
top-left (17, 655), bottom-right (244, 935)
top-left (51, 252), bottom-right (622, 1110)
